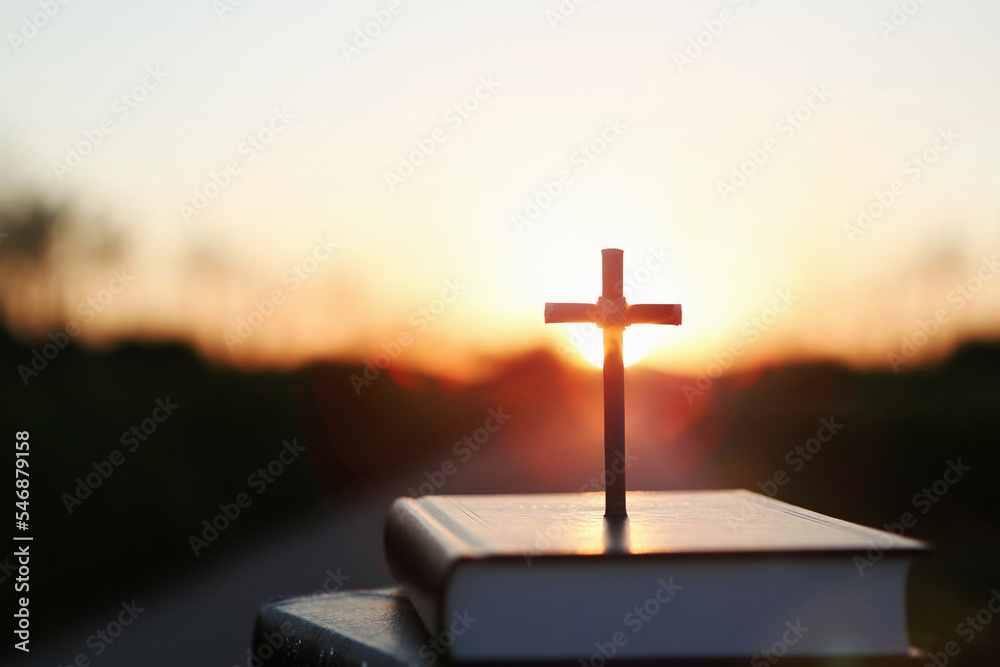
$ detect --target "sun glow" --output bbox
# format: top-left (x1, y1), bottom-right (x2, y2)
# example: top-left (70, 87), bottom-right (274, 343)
top-left (564, 325), bottom-right (673, 368)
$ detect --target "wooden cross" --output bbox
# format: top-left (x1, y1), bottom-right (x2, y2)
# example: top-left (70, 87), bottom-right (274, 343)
top-left (545, 248), bottom-right (682, 517)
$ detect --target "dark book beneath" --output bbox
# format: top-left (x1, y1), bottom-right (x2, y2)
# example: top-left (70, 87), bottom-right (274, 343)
top-left (253, 588), bottom-right (928, 667)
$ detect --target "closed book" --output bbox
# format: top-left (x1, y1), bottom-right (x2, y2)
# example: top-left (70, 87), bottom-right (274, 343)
top-left (383, 490), bottom-right (928, 663)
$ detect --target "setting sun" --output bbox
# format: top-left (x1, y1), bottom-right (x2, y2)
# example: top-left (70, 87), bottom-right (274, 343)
top-left (571, 326), bottom-right (663, 368)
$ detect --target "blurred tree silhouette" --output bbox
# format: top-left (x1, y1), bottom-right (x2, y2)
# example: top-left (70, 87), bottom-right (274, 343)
top-left (0, 199), bottom-right (63, 262)
top-left (0, 198), bottom-right (65, 329)
top-left (0, 195), bottom-right (128, 329)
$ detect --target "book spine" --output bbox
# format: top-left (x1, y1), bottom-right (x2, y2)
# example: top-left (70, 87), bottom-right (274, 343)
top-left (383, 498), bottom-right (467, 640)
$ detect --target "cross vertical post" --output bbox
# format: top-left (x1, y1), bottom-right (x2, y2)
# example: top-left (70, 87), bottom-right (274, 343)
top-left (601, 249), bottom-right (627, 517)
top-left (544, 248), bottom-right (682, 518)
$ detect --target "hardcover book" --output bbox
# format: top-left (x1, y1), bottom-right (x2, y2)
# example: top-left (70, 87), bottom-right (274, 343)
top-left (384, 490), bottom-right (928, 663)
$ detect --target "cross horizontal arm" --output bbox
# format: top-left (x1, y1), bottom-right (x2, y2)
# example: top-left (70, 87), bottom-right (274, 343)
top-left (545, 302), bottom-right (682, 326)
top-left (625, 303), bottom-right (682, 326)
top-left (544, 302), bottom-right (598, 324)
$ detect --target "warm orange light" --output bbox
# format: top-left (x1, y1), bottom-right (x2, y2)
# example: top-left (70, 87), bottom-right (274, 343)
top-left (568, 326), bottom-right (665, 368)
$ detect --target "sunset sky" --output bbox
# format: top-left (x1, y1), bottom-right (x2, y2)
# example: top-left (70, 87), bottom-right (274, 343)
top-left (2, 0), bottom-right (998, 376)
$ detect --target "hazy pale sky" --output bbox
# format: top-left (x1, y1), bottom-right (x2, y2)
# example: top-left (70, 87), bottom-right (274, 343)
top-left (2, 0), bottom-right (998, 375)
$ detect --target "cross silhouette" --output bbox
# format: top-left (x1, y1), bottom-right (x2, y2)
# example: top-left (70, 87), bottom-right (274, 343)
top-left (545, 248), bottom-right (682, 517)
